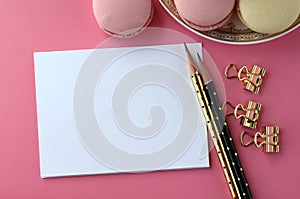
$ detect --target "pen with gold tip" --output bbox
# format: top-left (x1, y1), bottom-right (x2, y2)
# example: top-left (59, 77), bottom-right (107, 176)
top-left (184, 43), bottom-right (252, 199)
top-left (196, 53), bottom-right (252, 199)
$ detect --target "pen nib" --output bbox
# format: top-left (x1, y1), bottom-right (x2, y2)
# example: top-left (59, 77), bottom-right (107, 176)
top-left (197, 52), bottom-right (212, 83)
top-left (184, 43), bottom-right (198, 75)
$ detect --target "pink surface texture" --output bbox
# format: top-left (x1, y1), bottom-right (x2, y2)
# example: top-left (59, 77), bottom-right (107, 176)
top-left (0, 0), bottom-right (299, 198)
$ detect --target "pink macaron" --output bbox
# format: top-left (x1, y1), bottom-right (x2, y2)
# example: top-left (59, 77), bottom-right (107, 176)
top-left (93, 0), bottom-right (154, 38)
top-left (174, 0), bottom-right (235, 31)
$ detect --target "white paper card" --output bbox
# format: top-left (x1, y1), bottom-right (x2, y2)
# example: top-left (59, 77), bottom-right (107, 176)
top-left (34, 43), bottom-right (209, 178)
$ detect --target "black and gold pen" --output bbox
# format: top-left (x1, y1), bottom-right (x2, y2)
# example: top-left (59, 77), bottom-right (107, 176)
top-left (184, 43), bottom-right (252, 199)
top-left (196, 53), bottom-right (252, 198)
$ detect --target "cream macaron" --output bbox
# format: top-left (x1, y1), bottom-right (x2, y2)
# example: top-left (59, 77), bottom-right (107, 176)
top-left (174, 0), bottom-right (235, 31)
top-left (237, 0), bottom-right (300, 34)
top-left (93, 0), bottom-right (154, 38)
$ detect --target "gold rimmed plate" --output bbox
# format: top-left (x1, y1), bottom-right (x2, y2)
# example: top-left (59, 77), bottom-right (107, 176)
top-left (160, 0), bottom-right (300, 45)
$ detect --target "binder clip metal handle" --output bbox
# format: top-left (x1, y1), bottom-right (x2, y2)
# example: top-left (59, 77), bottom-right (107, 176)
top-left (240, 126), bottom-right (280, 153)
top-left (225, 64), bottom-right (266, 94)
top-left (225, 101), bottom-right (262, 129)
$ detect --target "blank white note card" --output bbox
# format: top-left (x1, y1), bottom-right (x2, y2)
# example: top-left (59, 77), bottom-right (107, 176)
top-left (34, 43), bottom-right (209, 178)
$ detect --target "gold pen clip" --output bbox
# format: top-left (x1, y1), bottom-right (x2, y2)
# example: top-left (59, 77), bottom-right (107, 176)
top-left (225, 64), bottom-right (266, 93)
top-left (226, 101), bottom-right (262, 129)
top-left (240, 126), bottom-right (280, 153)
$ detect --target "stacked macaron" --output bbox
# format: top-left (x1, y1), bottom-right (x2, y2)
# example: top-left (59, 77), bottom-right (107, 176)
top-left (93, 0), bottom-right (153, 38)
top-left (237, 0), bottom-right (300, 34)
top-left (174, 0), bottom-right (236, 31)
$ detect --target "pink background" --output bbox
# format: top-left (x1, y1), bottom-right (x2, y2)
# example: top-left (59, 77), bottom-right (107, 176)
top-left (0, 0), bottom-right (299, 198)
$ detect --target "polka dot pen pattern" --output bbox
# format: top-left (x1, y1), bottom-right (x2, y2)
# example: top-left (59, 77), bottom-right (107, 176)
top-left (185, 44), bottom-right (252, 199)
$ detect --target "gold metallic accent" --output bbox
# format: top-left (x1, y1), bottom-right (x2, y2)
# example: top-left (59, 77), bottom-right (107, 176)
top-left (191, 72), bottom-right (240, 199)
top-left (225, 64), bottom-right (266, 94)
top-left (240, 126), bottom-right (280, 153)
top-left (186, 44), bottom-right (243, 198)
top-left (226, 101), bottom-right (262, 129)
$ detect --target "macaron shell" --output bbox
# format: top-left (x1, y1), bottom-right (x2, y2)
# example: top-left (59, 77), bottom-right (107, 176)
top-left (238, 0), bottom-right (300, 34)
top-left (174, 0), bottom-right (235, 27)
top-left (181, 10), bottom-right (234, 31)
top-left (93, 0), bottom-right (153, 38)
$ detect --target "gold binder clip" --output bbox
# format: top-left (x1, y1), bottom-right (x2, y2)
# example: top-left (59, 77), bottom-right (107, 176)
top-left (240, 126), bottom-right (280, 153)
top-left (225, 64), bottom-right (266, 93)
top-left (226, 101), bottom-right (262, 129)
